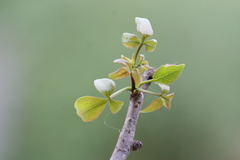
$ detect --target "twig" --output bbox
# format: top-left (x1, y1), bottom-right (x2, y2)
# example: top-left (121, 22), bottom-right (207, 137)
top-left (110, 68), bottom-right (155, 160)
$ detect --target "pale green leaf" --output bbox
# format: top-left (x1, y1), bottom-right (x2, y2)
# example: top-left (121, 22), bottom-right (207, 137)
top-left (139, 64), bottom-right (150, 73)
top-left (94, 78), bottom-right (116, 98)
top-left (122, 33), bottom-right (141, 49)
top-left (113, 59), bottom-right (132, 67)
top-left (139, 54), bottom-right (150, 73)
top-left (74, 96), bottom-right (108, 122)
top-left (109, 67), bottom-right (130, 79)
top-left (162, 93), bottom-right (174, 110)
top-left (139, 54), bottom-right (149, 65)
top-left (121, 55), bottom-right (132, 64)
top-left (144, 39), bottom-right (157, 52)
top-left (153, 64), bottom-right (185, 84)
top-left (109, 100), bottom-right (124, 114)
top-left (139, 54), bottom-right (146, 62)
top-left (140, 97), bottom-right (164, 113)
top-left (131, 68), bottom-right (141, 88)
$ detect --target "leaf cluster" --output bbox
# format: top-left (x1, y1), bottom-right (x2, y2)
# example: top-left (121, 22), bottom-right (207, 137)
top-left (74, 17), bottom-right (185, 122)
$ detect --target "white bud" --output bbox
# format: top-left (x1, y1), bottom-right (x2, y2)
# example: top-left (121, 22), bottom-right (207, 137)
top-left (135, 17), bottom-right (153, 37)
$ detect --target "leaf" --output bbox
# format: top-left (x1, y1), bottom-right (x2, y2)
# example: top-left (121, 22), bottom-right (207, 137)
top-left (131, 68), bottom-right (141, 88)
top-left (140, 97), bottom-right (164, 113)
top-left (109, 67), bottom-right (130, 79)
top-left (153, 64), bottom-right (185, 84)
top-left (139, 54), bottom-right (145, 61)
top-left (140, 64), bottom-right (150, 73)
top-left (122, 33), bottom-right (141, 49)
top-left (94, 78), bottom-right (116, 98)
top-left (121, 55), bottom-right (132, 64)
top-left (144, 39), bottom-right (157, 52)
top-left (114, 59), bottom-right (132, 67)
top-left (74, 96), bottom-right (108, 122)
top-left (139, 54), bottom-right (148, 64)
top-left (162, 93), bottom-right (174, 110)
top-left (109, 100), bottom-right (124, 114)
top-left (139, 54), bottom-right (150, 73)
top-left (157, 83), bottom-right (170, 95)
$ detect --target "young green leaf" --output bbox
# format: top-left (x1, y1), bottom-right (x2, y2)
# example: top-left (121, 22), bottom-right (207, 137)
top-left (139, 64), bottom-right (150, 73)
top-left (140, 97), bottom-right (164, 113)
top-left (109, 67), bottom-right (130, 80)
top-left (74, 96), bottom-right (108, 122)
top-left (144, 39), bottom-right (157, 52)
top-left (109, 99), bottom-right (124, 114)
top-left (139, 54), bottom-right (150, 73)
top-left (162, 93), bottom-right (174, 110)
top-left (94, 78), bottom-right (116, 98)
top-left (139, 54), bottom-right (147, 62)
top-left (131, 68), bottom-right (141, 88)
top-left (153, 64), bottom-right (185, 84)
top-left (122, 33), bottom-right (141, 49)
top-left (114, 59), bottom-right (132, 67)
top-left (121, 55), bottom-right (132, 64)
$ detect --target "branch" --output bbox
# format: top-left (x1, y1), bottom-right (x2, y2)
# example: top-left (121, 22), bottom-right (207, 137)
top-left (110, 67), bottom-right (155, 160)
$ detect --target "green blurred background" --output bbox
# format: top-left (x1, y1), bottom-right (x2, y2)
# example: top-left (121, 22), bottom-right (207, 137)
top-left (1, 0), bottom-right (240, 160)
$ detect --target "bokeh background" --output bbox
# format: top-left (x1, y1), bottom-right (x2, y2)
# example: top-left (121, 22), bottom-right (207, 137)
top-left (1, 0), bottom-right (240, 160)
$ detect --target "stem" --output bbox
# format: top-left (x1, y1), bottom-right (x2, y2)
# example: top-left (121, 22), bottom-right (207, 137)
top-left (132, 43), bottom-right (143, 66)
top-left (136, 88), bottom-right (161, 97)
top-left (110, 86), bottom-right (132, 99)
top-left (110, 67), bottom-right (155, 160)
top-left (130, 74), bottom-right (135, 93)
top-left (139, 79), bottom-right (154, 86)
top-left (131, 36), bottom-right (147, 92)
